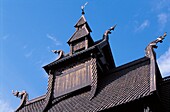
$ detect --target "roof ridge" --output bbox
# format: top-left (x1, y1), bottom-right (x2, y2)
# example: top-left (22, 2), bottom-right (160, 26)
top-left (107, 57), bottom-right (149, 75)
top-left (26, 95), bottom-right (46, 105)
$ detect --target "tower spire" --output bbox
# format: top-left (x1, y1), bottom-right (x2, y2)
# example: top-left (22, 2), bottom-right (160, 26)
top-left (81, 2), bottom-right (88, 15)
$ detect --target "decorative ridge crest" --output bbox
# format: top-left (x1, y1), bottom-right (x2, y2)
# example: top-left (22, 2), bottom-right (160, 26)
top-left (103, 25), bottom-right (117, 40)
top-left (145, 32), bottom-right (167, 92)
top-left (52, 50), bottom-right (65, 60)
top-left (12, 90), bottom-right (29, 111)
top-left (145, 32), bottom-right (167, 58)
top-left (42, 70), bottom-right (55, 112)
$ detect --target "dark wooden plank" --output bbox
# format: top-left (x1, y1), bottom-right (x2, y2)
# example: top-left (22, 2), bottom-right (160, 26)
top-left (54, 61), bottom-right (92, 97)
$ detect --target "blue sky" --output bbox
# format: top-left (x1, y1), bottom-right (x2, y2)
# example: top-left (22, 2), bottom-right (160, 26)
top-left (0, 0), bottom-right (170, 111)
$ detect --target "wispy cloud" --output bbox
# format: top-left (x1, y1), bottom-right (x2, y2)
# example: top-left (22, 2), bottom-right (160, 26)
top-left (23, 45), bottom-right (28, 49)
top-left (135, 20), bottom-right (150, 32)
top-left (157, 47), bottom-right (170, 77)
top-left (157, 13), bottom-right (168, 31)
top-left (47, 34), bottom-right (62, 45)
top-left (1, 35), bottom-right (9, 40)
top-left (151, 0), bottom-right (170, 31)
top-left (25, 50), bottom-right (33, 58)
top-left (152, 0), bottom-right (170, 11)
top-left (0, 100), bottom-right (14, 112)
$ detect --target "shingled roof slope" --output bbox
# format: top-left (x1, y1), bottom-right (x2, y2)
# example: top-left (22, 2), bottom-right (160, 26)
top-left (69, 27), bottom-right (90, 43)
top-left (74, 15), bottom-right (86, 27)
top-left (159, 76), bottom-right (170, 112)
top-left (17, 96), bottom-right (45, 112)
top-left (46, 57), bottom-right (151, 111)
top-left (67, 14), bottom-right (92, 44)
top-left (16, 57), bottom-right (154, 112)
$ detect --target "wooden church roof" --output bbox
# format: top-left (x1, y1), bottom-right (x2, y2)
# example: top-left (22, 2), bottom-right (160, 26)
top-left (67, 15), bottom-right (92, 44)
top-left (13, 7), bottom-right (168, 112)
top-left (16, 57), bottom-right (152, 112)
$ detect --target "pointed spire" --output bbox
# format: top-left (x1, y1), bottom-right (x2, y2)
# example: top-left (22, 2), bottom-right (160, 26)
top-left (67, 2), bottom-right (94, 54)
top-left (68, 2), bottom-right (92, 44)
top-left (81, 2), bottom-right (88, 15)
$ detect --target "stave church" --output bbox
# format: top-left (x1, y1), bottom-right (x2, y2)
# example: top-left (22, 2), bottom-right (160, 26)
top-left (13, 6), bottom-right (170, 112)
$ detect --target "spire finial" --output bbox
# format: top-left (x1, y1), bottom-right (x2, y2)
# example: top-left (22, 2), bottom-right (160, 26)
top-left (81, 2), bottom-right (88, 15)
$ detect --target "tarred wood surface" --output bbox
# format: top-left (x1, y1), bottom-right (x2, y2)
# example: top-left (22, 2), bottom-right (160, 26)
top-left (54, 60), bottom-right (92, 97)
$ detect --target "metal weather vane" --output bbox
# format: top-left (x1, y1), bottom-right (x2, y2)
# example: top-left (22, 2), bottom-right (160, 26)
top-left (81, 2), bottom-right (88, 15)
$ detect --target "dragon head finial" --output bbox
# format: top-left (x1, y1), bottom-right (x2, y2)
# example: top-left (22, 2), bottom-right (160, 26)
top-left (145, 32), bottom-right (167, 57)
top-left (103, 25), bottom-right (117, 40)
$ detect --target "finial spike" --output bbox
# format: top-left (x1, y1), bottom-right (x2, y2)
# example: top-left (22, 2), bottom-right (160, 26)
top-left (81, 2), bottom-right (88, 15)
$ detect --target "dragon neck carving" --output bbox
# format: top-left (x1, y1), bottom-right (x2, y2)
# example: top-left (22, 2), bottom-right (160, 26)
top-left (12, 90), bottom-right (29, 111)
top-left (145, 32), bottom-right (167, 58)
top-left (103, 25), bottom-right (116, 40)
top-left (145, 32), bottom-right (167, 92)
top-left (52, 50), bottom-right (65, 60)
